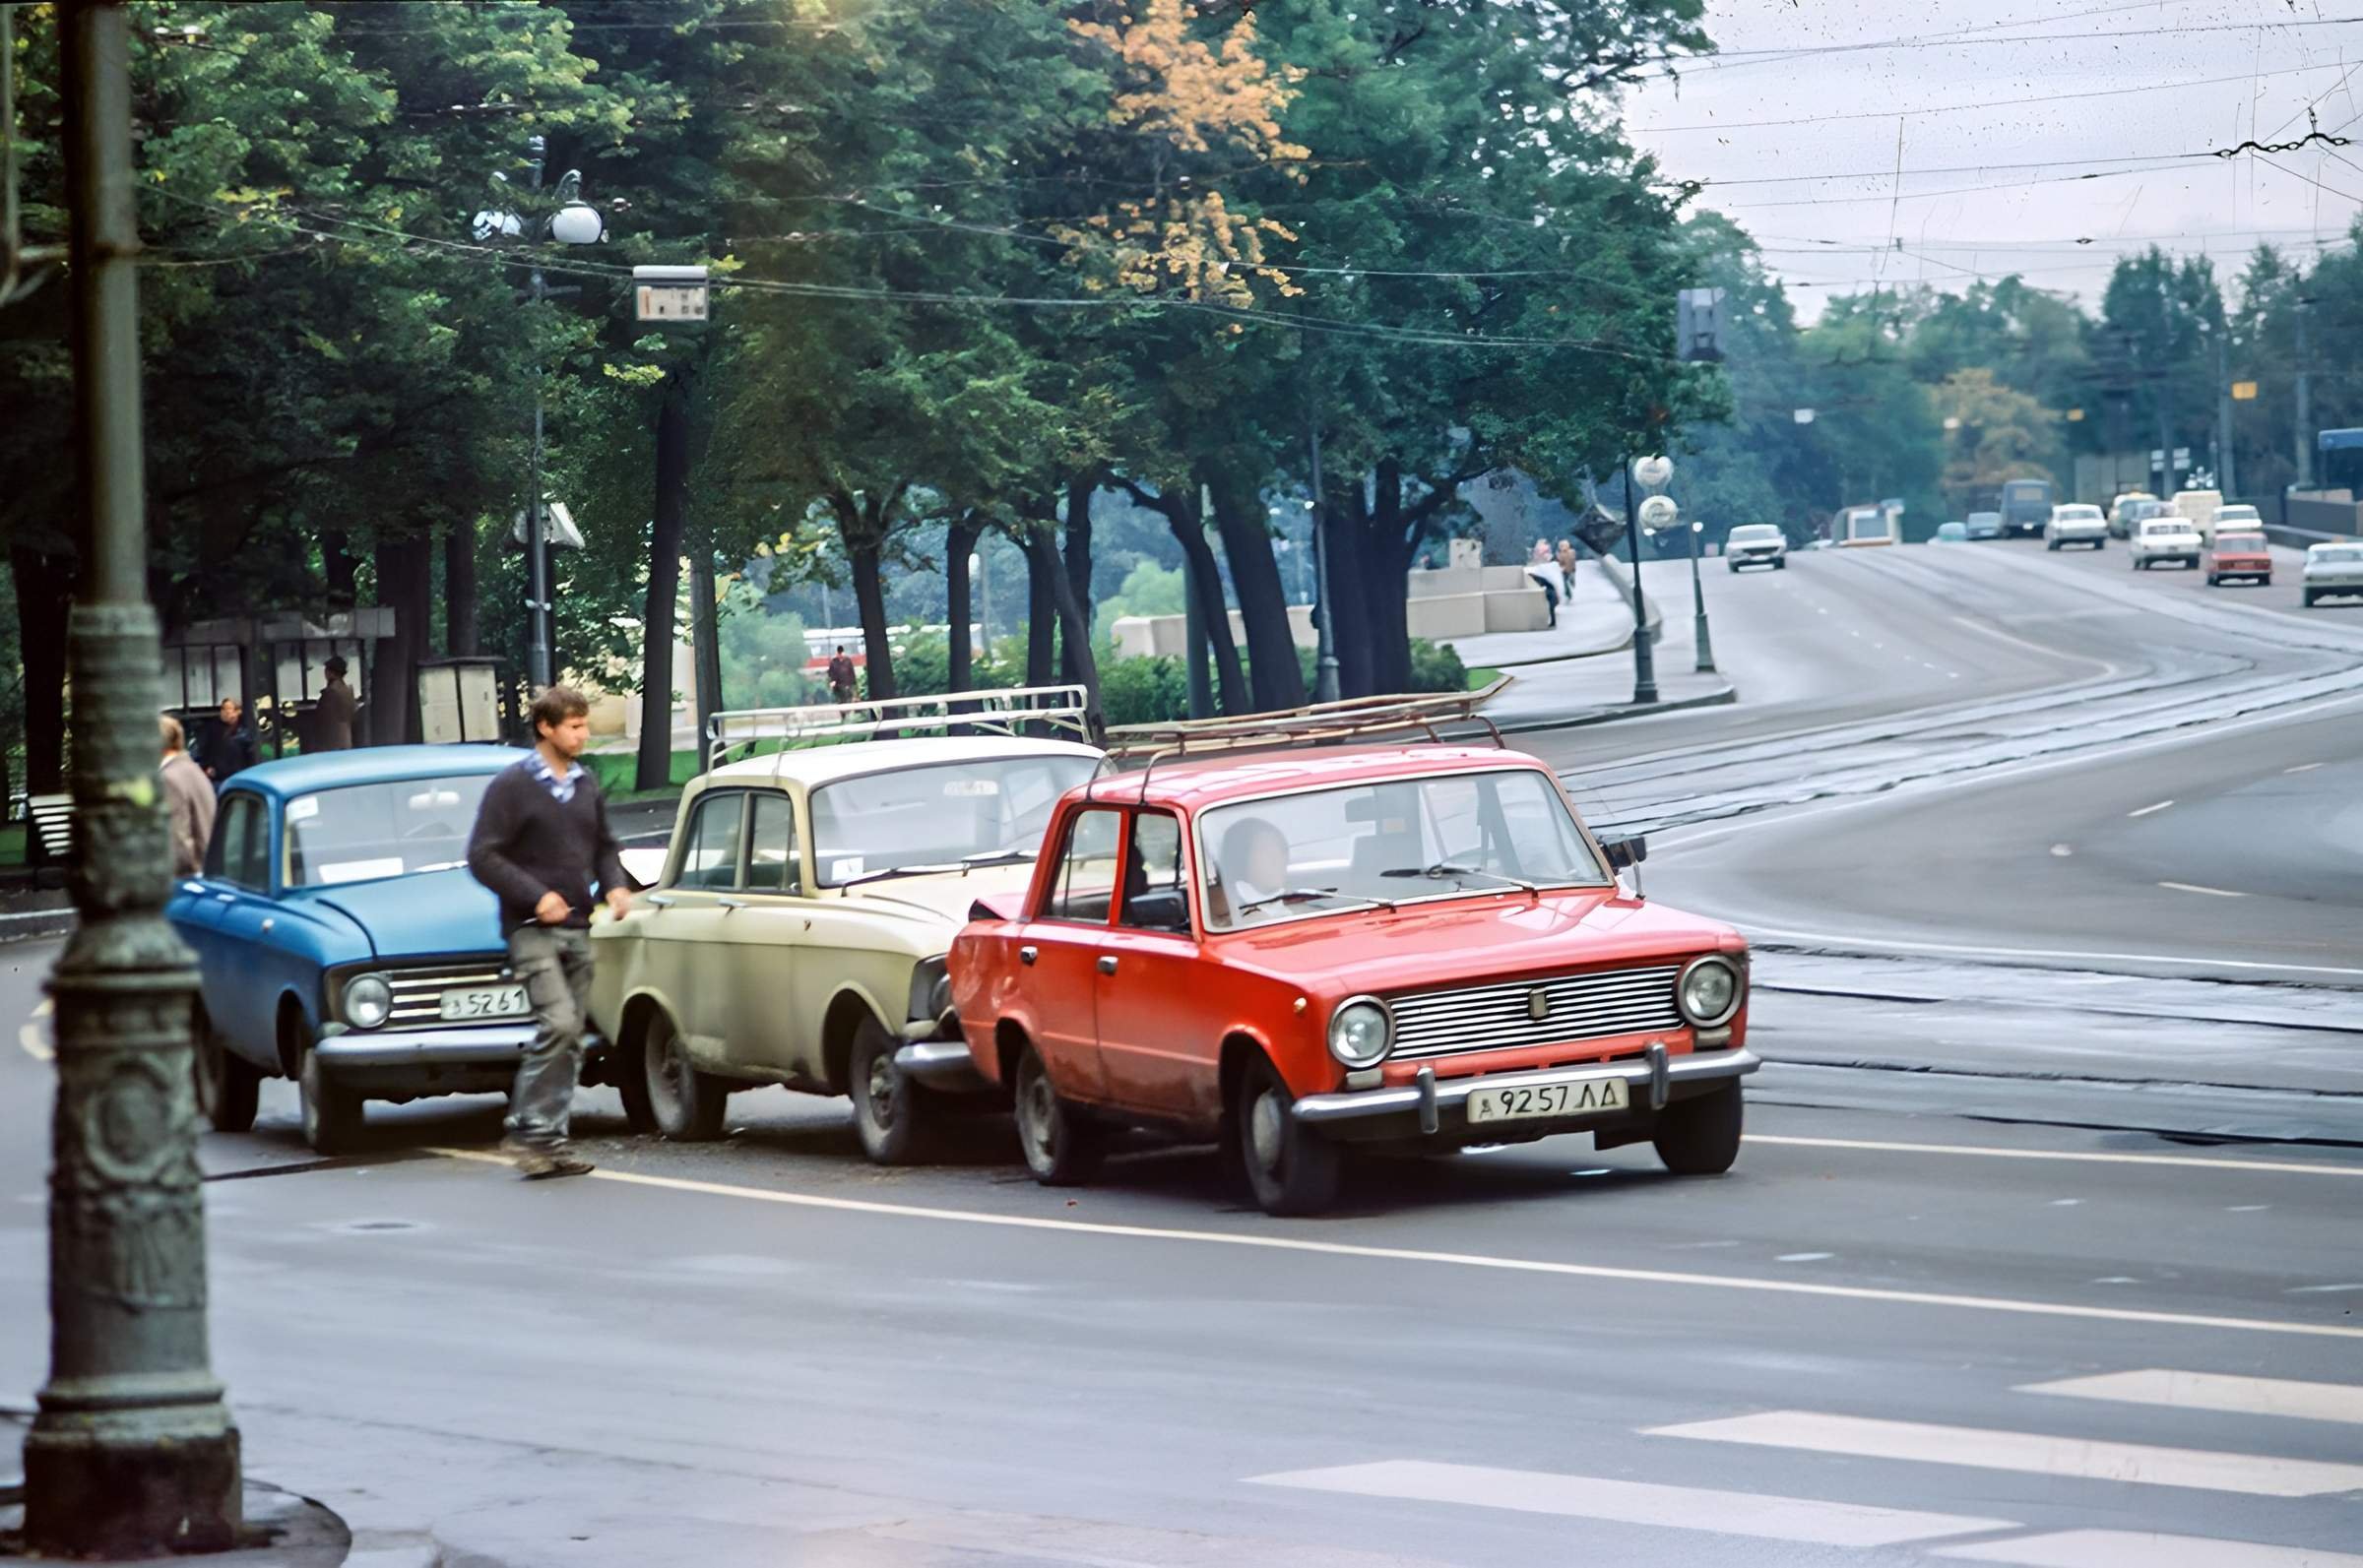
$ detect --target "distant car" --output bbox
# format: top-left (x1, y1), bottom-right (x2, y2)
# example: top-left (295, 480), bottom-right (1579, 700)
top-left (168, 745), bottom-right (621, 1154)
top-left (2108, 491), bottom-right (2157, 537)
top-left (2204, 531), bottom-right (2273, 587)
top-left (2044, 503), bottom-right (2108, 550)
top-left (2132, 516), bottom-right (2203, 571)
top-left (2302, 540), bottom-right (2363, 606)
top-left (2206, 503), bottom-right (2263, 544)
top-left (1725, 523), bottom-right (1788, 571)
top-left (1964, 511), bottom-right (2004, 540)
top-left (1931, 522), bottom-right (1969, 544)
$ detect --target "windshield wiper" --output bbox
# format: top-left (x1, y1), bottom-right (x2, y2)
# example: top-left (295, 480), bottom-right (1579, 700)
top-left (1380, 862), bottom-right (1540, 897)
top-left (1236, 886), bottom-right (1395, 917)
top-left (958, 847), bottom-right (1034, 869)
top-left (838, 861), bottom-right (965, 888)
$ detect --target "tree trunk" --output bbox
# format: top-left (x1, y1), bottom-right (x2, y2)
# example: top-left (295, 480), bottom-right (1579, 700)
top-left (1321, 493), bottom-right (1375, 700)
top-left (1204, 470), bottom-right (1307, 712)
top-left (688, 534), bottom-right (723, 731)
top-left (1060, 474), bottom-right (1095, 684)
top-left (1024, 526), bottom-right (1056, 688)
top-left (945, 514), bottom-right (981, 692)
top-left (368, 534), bottom-right (428, 745)
top-left (443, 519), bottom-right (479, 657)
top-left (1025, 528), bottom-right (1104, 739)
top-left (12, 543), bottom-right (72, 798)
top-left (849, 536), bottom-right (894, 701)
top-left (635, 381), bottom-right (688, 790)
top-left (1160, 497), bottom-right (1248, 715)
top-left (319, 529), bottom-right (358, 611)
top-left (1363, 460), bottom-right (1415, 694)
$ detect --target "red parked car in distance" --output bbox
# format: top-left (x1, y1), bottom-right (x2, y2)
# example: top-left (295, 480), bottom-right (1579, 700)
top-left (944, 729), bottom-right (1758, 1215)
top-left (2205, 530), bottom-right (2274, 587)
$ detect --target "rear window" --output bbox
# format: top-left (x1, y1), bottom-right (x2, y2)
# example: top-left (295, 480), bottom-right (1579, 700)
top-left (2055, 506), bottom-right (2103, 521)
top-left (2213, 533), bottom-right (2268, 552)
top-left (2141, 520), bottom-right (2195, 536)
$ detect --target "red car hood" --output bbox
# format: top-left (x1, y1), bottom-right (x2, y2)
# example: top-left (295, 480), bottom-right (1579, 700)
top-left (1210, 889), bottom-right (1740, 997)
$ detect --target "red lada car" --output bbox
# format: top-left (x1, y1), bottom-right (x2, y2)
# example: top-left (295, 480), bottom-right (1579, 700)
top-left (945, 744), bottom-right (1758, 1215)
top-left (2204, 531), bottom-right (2273, 587)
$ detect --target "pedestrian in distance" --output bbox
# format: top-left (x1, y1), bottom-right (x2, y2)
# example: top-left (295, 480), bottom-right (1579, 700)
top-left (465, 685), bottom-right (632, 1180)
top-left (1524, 538), bottom-right (1562, 624)
top-left (311, 655), bottom-right (357, 751)
top-left (159, 715), bottom-right (216, 879)
top-left (1557, 538), bottom-right (1578, 601)
top-left (825, 644), bottom-right (859, 706)
top-left (199, 696), bottom-right (257, 785)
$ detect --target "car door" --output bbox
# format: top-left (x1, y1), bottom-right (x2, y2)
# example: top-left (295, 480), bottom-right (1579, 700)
top-left (1011, 805), bottom-right (1123, 1101)
top-left (187, 790), bottom-right (275, 1066)
top-left (708, 787), bottom-right (823, 1079)
top-left (639, 788), bottom-right (747, 1073)
top-left (1093, 809), bottom-right (1211, 1119)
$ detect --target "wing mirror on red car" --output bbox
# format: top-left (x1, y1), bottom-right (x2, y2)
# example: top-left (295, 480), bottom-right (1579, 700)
top-left (1600, 834), bottom-right (1647, 870)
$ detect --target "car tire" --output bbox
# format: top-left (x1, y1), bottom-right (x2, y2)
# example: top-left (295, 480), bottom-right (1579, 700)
top-left (2046, 539), bottom-right (2060, 551)
top-left (850, 1015), bottom-right (935, 1165)
top-left (1774, 558), bottom-right (1787, 569)
top-left (1653, 1081), bottom-right (1743, 1176)
top-left (192, 1011), bottom-right (261, 1134)
top-left (1012, 1043), bottom-right (1104, 1187)
top-left (643, 1010), bottom-right (727, 1142)
top-left (614, 1028), bottom-right (659, 1135)
top-left (2304, 591), bottom-right (2319, 606)
top-left (1231, 1053), bottom-right (1343, 1217)
top-left (297, 1038), bottom-right (363, 1155)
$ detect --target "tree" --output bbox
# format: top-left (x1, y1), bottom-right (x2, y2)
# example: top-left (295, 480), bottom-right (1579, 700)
top-left (1933, 369), bottom-right (2057, 514)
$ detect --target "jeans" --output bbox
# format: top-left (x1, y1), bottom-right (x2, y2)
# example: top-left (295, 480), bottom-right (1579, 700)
top-left (507, 923), bottom-right (595, 1149)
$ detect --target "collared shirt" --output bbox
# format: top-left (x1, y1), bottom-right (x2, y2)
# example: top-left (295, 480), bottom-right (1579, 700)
top-left (523, 749), bottom-right (586, 805)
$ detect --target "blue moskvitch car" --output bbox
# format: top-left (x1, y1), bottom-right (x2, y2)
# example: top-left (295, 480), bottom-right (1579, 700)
top-left (171, 744), bottom-right (617, 1152)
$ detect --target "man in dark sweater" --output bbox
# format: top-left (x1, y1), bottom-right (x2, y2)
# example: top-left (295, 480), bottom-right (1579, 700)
top-left (467, 685), bottom-right (631, 1178)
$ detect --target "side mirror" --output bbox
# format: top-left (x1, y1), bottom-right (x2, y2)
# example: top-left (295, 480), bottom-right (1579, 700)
top-left (1600, 834), bottom-right (1647, 871)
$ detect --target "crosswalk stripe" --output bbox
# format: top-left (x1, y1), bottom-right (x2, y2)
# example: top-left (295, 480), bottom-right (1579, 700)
top-left (1937, 1529), bottom-right (2363, 1566)
top-left (2021, 1369), bottom-right (2363, 1426)
top-left (1646, 1411), bottom-right (2363, 1498)
top-left (1246, 1460), bottom-right (2014, 1549)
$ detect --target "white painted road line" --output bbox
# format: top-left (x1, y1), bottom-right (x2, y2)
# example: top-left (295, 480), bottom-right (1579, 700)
top-left (431, 1150), bottom-right (2363, 1341)
top-left (1246, 1461), bottom-right (2014, 1549)
top-left (1646, 1411), bottom-right (2363, 1497)
top-left (1741, 1133), bottom-right (2363, 1179)
top-left (1938, 1530), bottom-right (2363, 1567)
top-left (18, 997), bottom-right (52, 1062)
top-left (2128, 799), bottom-right (2175, 818)
top-left (2158, 880), bottom-right (2246, 898)
top-left (2022, 1369), bottom-right (2363, 1426)
top-left (1728, 919), bottom-right (2363, 979)
top-left (2285, 762), bottom-right (2324, 774)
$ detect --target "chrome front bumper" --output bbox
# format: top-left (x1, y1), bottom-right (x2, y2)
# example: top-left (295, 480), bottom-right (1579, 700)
top-left (893, 1038), bottom-right (991, 1093)
top-left (1292, 1045), bottom-right (1759, 1142)
top-left (314, 1023), bottom-right (539, 1071)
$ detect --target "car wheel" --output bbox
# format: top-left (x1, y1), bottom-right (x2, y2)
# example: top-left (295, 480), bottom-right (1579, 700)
top-left (297, 1038), bottom-right (363, 1155)
top-left (2304, 590), bottom-right (2319, 606)
top-left (2046, 539), bottom-right (2060, 550)
top-left (192, 1011), bottom-right (261, 1134)
top-left (850, 1015), bottom-right (935, 1165)
top-left (1012, 1043), bottom-right (1103, 1187)
top-left (613, 1026), bottom-right (659, 1134)
top-left (1653, 1081), bottom-right (1743, 1176)
top-left (1231, 1053), bottom-right (1343, 1217)
top-left (642, 1010), bottom-right (727, 1141)
top-left (1774, 557), bottom-right (1787, 569)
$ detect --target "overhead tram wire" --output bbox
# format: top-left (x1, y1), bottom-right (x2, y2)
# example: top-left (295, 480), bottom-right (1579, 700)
top-left (1640, 14), bottom-right (2363, 81)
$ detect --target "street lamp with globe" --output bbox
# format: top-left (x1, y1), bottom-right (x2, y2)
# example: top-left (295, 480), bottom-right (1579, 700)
top-left (1622, 455), bottom-right (1677, 704)
top-left (1637, 489), bottom-right (1717, 675)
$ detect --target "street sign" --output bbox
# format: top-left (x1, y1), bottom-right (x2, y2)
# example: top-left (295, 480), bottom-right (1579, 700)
top-left (1677, 287), bottom-right (1727, 362)
top-left (2232, 380), bottom-right (2259, 401)
top-left (634, 264), bottom-right (710, 322)
top-left (1793, 408), bottom-right (1816, 424)
top-left (2173, 447), bottom-right (2191, 467)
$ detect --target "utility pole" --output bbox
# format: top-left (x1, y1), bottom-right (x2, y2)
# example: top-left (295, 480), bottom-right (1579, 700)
top-left (1308, 415), bottom-right (1340, 704)
top-left (27, 3), bottom-right (240, 1552)
top-left (523, 134), bottom-right (552, 691)
top-left (2213, 328), bottom-right (2237, 501)
top-left (1183, 485), bottom-right (1214, 719)
top-left (1623, 458), bottom-right (1659, 706)
top-left (2294, 297), bottom-right (2315, 491)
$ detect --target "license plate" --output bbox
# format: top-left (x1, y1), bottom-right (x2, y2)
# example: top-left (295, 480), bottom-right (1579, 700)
top-left (1466, 1076), bottom-right (1629, 1125)
top-left (440, 984), bottom-right (530, 1022)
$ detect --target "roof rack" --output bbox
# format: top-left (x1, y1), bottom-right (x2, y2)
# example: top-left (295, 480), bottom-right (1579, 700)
top-left (1097, 676), bottom-right (1514, 798)
top-left (705, 684), bottom-right (1093, 771)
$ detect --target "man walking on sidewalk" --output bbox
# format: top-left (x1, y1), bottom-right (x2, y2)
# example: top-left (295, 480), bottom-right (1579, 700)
top-left (160, 715), bottom-right (216, 878)
top-left (467, 686), bottom-right (632, 1179)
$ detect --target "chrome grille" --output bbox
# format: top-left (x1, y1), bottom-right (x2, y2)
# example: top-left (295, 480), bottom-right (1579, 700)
top-left (1387, 965), bottom-right (1682, 1061)
top-left (383, 962), bottom-right (515, 1030)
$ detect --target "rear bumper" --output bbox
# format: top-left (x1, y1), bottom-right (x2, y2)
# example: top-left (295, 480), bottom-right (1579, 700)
top-left (894, 1038), bottom-right (992, 1093)
top-left (1293, 1045), bottom-right (1758, 1145)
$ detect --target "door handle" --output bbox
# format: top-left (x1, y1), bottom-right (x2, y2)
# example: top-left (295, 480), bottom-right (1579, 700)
top-left (718, 897), bottom-right (747, 911)
top-left (645, 893), bottom-right (674, 909)
top-left (1019, 945), bottom-right (1038, 966)
top-left (1097, 955), bottom-right (1118, 975)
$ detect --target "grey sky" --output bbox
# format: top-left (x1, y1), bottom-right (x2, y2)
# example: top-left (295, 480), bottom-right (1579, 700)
top-left (1625, 1), bottom-right (2363, 317)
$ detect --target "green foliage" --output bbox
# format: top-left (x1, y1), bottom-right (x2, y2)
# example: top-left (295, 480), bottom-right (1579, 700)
top-left (1406, 638), bottom-right (1468, 696)
top-left (1093, 560), bottom-right (1188, 642)
top-left (716, 585), bottom-right (818, 710)
top-left (1098, 651), bottom-right (1192, 726)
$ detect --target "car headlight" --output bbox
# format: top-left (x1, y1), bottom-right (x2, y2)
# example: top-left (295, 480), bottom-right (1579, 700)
top-left (344, 973), bottom-right (393, 1031)
top-left (908, 955), bottom-right (953, 1024)
top-left (1676, 955), bottom-right (1745, 1029)
top-left (1327, 996), bottom-right (1393, 1069)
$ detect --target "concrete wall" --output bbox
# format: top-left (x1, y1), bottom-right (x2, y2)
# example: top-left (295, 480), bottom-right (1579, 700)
top-left (1108, 570), bottom-right (1549, 659)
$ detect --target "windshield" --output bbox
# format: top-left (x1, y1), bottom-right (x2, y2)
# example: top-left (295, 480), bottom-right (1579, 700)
top-left (809, 754), bottom-right (1097, 887)
top-left (1967, 513), bottom-right (2000, 526)
top-left (1841, 511), bottom-right (1887, 540)
top-left (1937, 524), bottom-right (1966, 537)
top-left (1198, 769), bottom-right (1610, 931)
top-left (2142, 521), bottom-right (2195, 536)
top-left (286, 775), bottom-right (495, 887)
top-left (2218, 507), bottom-right (2261, 521)
top-left (1729, 525), bottom-right (1781, 543)
top-left (2315, 546), bottom-right (2363, 565)
top-left (2056, 507), bottom-right (2102, 521)
top-left (2213, 534), bottom-right (2268, 553)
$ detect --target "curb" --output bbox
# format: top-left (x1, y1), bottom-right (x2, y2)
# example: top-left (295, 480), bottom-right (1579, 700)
top-left (1492, 682), bottom-right (1738, 736)
top-left (0, 908), bottom-right (77, 944)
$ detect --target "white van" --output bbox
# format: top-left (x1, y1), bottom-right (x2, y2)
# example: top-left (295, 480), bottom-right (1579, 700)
top-left (2168, 489), bottom-right (2223, 539)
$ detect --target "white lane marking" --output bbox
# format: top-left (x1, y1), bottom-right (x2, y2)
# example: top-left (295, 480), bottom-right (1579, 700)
top-left (2158, 880), bottom-right (2247, 898)
top-left (2285, 762), bottom-right (2324, 774)
top-left (19, 997), bottom-right (52, 1062)
top-left (2286, 1283), bottom-right (2363, 1295)
top-left (429, 1149), bottom-right (2363, 1341)
top-left (1728, 919), bottom-right (2363, 979)
top-left (1246, 1461), bottom-right (2013, 1549)
top-left (1741, 1134), bottom-right (2363, 1180)
top-left (1948, 613), bottom-right (2118, 676)
top-left (2048, 843), bottom-right (2072, 856)
top-left (1938, 1529), bottom-right (2363, 1567)
top-left (1646, 1411), bottom-right (2363, 1497)
top-left (1777, 1251), bottom-right (1833, 1262)
top-left (2128, 799), bottom-right (2175, 818)
top-left (2021, 1369), bottom-right (2363, 1426)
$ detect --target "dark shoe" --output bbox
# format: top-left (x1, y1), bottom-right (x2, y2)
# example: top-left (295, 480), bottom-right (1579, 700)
top-left (521, 1149), bottom-right (594, 1180)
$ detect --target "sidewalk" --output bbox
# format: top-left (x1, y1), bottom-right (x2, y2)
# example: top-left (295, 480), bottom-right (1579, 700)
top-left (1449, 560), bottom-right (1733, 732)
top-left (1447, 558), bottom-right (1653, 668)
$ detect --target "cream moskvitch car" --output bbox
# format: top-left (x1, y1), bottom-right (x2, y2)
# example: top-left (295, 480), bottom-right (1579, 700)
top-left (2131, 516), bottom-right (2203, 570)
top-left (590, 689), bottom-right (1102, 1163)
top-left (2303, 540), bottom-right (2363, 606)
top-left (2043, 503), bottom-right (2108, 550)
